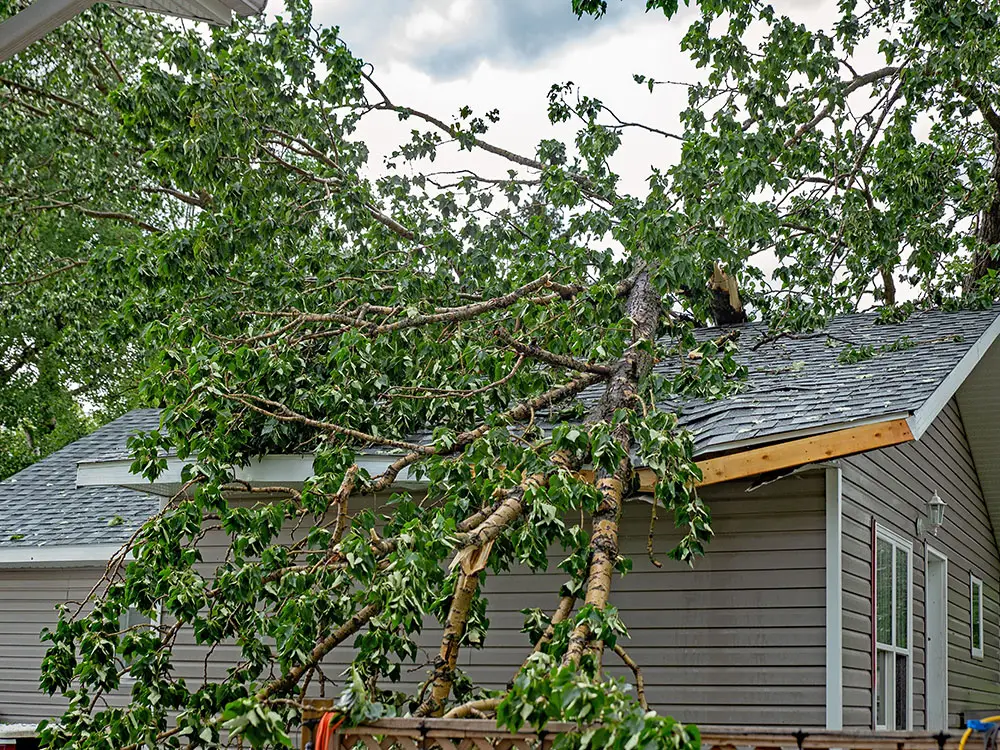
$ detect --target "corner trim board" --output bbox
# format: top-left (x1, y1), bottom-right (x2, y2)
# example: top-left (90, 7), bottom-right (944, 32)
top-left (826, 466), bottom-right (844, 730)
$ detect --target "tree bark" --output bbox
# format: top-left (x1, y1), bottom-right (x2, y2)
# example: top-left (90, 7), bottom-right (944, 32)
top-left (418, 471), bottom-right (548, 715)
top-left (968, 141), bottom-right (1000, 289)
top-left (565, 271), bottom-right (661, 666)
top-left (417, 570), bottom-right (481, 717)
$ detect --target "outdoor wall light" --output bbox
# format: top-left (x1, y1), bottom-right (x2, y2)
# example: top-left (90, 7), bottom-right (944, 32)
top-left (917, 490), bottom-right (947, 537)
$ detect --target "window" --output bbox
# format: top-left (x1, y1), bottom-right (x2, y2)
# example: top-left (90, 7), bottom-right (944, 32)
top-left (121, 605), bottom-right (160, 681)
top-left (875, 527), bottom-right (912, 730)
top-left (971, 574), bottom-right (984, 659)
top-left (122, 606), bottom-right (157, 631)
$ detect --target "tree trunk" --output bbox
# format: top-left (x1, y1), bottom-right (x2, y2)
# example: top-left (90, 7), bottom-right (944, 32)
top-left (418, 570), bottom-right (481, 716)
top-left (418, 471), bottom-right (548, 714)
top-left (565, 271), bottom-right (661, 666)
top-left (968, 142), bottom-right (1000, 289)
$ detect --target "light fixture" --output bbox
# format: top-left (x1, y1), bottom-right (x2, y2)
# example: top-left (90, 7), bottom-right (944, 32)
top-left (917, 490), bottom-right (947, 537)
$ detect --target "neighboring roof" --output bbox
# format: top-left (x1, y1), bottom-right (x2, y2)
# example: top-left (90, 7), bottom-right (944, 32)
top-left (0, 409), bottom-right (161, 550)
top-left (0, 0), bottom-right (266, 63)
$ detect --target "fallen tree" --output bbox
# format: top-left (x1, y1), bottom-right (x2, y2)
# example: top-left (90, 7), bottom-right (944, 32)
top-left (16, 0), bottom-right (1000, 748)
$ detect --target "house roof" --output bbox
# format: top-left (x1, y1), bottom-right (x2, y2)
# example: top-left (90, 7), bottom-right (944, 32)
top-left (7, 306), bottom-right (1000, 557)
top-left (0, 409), bottom-right (161, 550)
top-left (652, 305), bottom-right (1000, 456)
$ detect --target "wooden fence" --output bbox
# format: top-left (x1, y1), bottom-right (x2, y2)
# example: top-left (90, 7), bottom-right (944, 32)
top-left (308, 718), bottom-right (961, 750)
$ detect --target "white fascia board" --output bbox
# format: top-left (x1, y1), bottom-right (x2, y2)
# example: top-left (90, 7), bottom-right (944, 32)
top-left (0, 0), bottom-right (95, 62)
top-left (693, 411), bottom-right (913, 459)
top-left (908, 312), bottom-right (1000, 440)
top-left (220, 0), bottom-right (266, 15)
top-left (76, 454), bottom-right (426, 492)
top-left (0, 543), bottom-right (120, 568)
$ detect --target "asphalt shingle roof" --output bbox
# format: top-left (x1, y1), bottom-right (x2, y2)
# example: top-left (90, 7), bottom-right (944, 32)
top-left (2, 306), bottom-right (998, 549)
top-left (573, 305), bottom-right (1000, 456)
top-left (0, 409), bottom-right (161, 548)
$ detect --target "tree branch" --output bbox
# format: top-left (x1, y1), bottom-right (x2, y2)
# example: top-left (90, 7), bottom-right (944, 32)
top-left (495, 327), bottom-right (612, 375)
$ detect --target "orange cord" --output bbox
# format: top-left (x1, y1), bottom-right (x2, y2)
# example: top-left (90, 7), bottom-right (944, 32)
top-left (312, 712), bottom-right (345, 750)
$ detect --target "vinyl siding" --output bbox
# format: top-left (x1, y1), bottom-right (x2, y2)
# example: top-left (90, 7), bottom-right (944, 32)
top-left (841, 399), bottom-right (1000, 729)
top-left (0, 566), bottom-right (106, 723)
top-left (0, 474), bottom-right (827, 728)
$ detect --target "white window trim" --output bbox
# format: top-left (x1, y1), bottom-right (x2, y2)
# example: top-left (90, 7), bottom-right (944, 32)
top-left (873, 524), bottom-right (914, 731)
top-left (971, 573), bottom-right (985, 660)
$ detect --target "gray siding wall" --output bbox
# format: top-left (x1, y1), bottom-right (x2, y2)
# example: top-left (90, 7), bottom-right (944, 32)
top-left (0, 566), bottom-right (105, 723)
top-left (841, 399), bottom-right (1000, 729)
top-left (468, 473), bottom-right (828, 726)
top-left (0, 474), bottom-right (827, 728)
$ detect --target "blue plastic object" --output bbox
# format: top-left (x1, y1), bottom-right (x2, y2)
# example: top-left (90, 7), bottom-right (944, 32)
top-left (967, 721), bottom-right (999, 731)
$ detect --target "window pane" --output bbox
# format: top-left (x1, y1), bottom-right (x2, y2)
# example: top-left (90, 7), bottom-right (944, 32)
top-left (895, 547), bottom-right (908, 649)
top-left (876, 648), bottom-right (891, 728)
top-left (122, 606), bottom-right (151, 630)
top-left (876, 538), bottom-right (893, 645)
top-left (895, 653), bottom-right (908, 729)
top-left (973, 581), bottom-right (982, 651)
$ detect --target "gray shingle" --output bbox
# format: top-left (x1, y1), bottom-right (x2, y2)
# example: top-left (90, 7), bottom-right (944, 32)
top-left (655, 306), bottom-right (1000, 455)
top-left (0, 409), bottom-right (161, 548)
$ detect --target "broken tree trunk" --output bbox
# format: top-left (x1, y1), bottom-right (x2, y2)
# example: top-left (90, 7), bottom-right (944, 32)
top-left (564, 270), bottom-right (661, 667)
top-left (417, 570), bottom-right (481, 717)
top-left (418, 471), bottom-right (549, 714)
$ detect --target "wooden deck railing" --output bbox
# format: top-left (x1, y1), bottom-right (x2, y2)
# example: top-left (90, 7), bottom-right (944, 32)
top-left (315, 718), bottom-right (961, 750)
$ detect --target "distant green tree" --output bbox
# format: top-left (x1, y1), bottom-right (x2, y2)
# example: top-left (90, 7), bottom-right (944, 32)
top-left (0, 4), bottom-right (173, 475)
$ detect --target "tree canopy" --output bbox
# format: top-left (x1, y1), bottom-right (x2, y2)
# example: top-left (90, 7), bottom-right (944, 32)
top-left (4, 0), bottom-right (1000, 748)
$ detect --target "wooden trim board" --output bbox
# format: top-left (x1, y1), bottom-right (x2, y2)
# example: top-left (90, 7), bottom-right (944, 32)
top-left (693, 417), bottom-right (913, 487)
top-left (578, 418), bottom-right (914, 492)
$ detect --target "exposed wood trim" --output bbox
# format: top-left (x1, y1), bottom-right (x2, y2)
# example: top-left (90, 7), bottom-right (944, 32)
top-left (693, 411), bottom-right (911, 456)
top-left (693, 418), bottom-right (914, 488)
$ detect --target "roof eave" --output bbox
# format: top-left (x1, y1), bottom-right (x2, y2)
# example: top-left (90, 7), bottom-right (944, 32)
top-left (907, 310), bottom-right (1000, 440)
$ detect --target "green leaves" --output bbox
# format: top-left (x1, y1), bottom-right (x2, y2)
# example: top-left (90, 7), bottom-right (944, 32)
top-left (498, 652), bottom-right (700, 750)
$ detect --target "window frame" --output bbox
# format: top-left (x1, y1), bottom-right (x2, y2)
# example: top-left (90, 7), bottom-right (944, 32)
top-left (873, 524), bottom-right (914, 731)
top-left (971, 573), bottom-right (984, 660)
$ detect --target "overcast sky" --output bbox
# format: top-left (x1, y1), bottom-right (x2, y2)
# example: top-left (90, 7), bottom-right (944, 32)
top-left (261, 1), bottom-right (847, 195)
top-left (260, 1), bottom-right (905, 303)
top-left (264, 1), bottom-right (718, 193)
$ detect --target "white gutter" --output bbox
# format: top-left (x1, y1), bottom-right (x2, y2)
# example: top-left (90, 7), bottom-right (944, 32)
top-left (0, 724), bottom-right (37, 739)
top-left (0, 543), bottom-right (121, 568)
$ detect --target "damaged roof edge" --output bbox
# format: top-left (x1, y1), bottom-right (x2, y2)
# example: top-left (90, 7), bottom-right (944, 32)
top-left (77, 413), bottom-right (916, 495)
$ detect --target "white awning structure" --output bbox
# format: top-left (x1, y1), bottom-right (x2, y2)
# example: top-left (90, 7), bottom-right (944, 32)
top-left (0, 0), bottom-right (266, 62)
